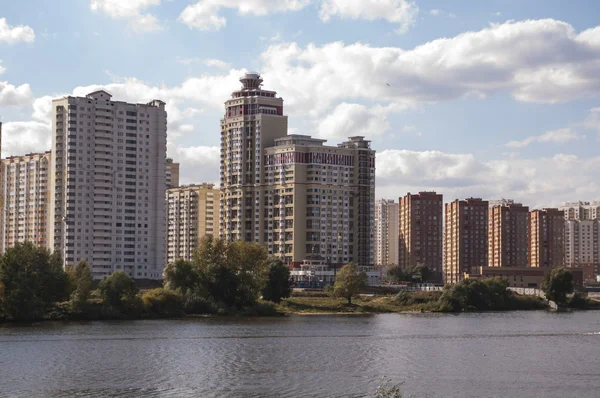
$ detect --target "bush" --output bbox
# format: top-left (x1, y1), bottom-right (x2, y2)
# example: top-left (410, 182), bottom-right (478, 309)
top-left (182, 290), bottom-right (219, 315)
top-left (261, 260), bottom-right (292, 303)
top-left (568, 292), bottom-right (589, 309)
top-left (142, 288), bottom-right (184, 318)
top-left (98, 271), bottom-right (142, 317)
top-left (240, 301), bottom-right (280, 316)
top-left (436, 278), bottom-right (517, 312)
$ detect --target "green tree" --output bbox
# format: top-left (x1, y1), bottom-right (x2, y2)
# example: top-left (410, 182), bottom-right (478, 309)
top-left (542, 267), bottom-right (574, 305)
top-left (261, 259), bottom-right (293, 303)
top-left (98, 271), bottom-right (139, 312)
top-left (68, 261), bottom-right (94, 304)
top-left (387, 266), bottom-right (406, 283)
top-left (332, 263), bottom-right (367, 305)
top-left (226, 240), bottom-right (268, 307)
top-left (142, 288), bottom-right (184, 317)
top-left (0, 243), bottom-right (69, 321)
top-left (163, 259), bottom-right (198, 295)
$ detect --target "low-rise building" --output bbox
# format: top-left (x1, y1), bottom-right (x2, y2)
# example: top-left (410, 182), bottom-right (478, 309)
top-left (465, 266), bottom-right (584, 289)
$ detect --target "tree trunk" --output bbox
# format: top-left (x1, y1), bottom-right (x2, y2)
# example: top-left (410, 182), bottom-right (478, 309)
top-left (347, 296), bottom-right (352, 305)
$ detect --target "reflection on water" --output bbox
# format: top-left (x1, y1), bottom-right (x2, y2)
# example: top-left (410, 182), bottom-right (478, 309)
top-left (1, 312), bottom-right (600, 398)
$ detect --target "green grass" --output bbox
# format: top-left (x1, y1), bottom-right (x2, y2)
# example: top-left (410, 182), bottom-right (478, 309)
top-left (276, 294), bottom-right (435, 314)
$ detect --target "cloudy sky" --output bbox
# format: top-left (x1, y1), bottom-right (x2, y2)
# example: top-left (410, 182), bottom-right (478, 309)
top-left (1, 0), bottom-right (600, 209)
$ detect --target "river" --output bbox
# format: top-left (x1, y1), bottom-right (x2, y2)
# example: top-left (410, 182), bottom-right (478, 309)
top-left (1, 311), bottom-right (599, 397)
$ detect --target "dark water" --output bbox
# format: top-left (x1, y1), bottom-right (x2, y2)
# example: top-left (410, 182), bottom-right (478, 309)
top-left (1, 312), bottom-right (600, 398)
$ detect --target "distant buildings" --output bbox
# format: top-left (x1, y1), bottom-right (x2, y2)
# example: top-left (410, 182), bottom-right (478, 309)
top-left (529, 208), bottom-right (564, 268)
top-left (399, 191), bottom-right (443, 278)
top-left (375, 199), bottom-right (399, 268)
top-left (488, 201), bottom-right (529, 268)
top-left (444, 198), bottom-right (488, 284)
top-left (561, 202), bottom-right (600, 281)
top-left (166, 183), bottom-right (220, 264)
top-left (166, 158), bottom-right (180, 189)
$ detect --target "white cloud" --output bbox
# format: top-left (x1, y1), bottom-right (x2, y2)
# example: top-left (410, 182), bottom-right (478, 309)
top-left (0, 60), bottom-right (4, 75)
top-left (0, 81), bottom-right (33, 107)
top-left (320, 0), bottom-right (418, 33)
top-left (90, 0), bottom-right (162, 32)
top-left (204, 58), bottom-right (231, 70)
top-left (583, 107), bottom-right (600, 133)
top-left (376, 150), bottom-right (600, 209)
top-left (179, 0), bottom-right (310, 31)
top-left (1, 121), bottom-right (51, 158)
top-left (430, 9), bottom-right (441, 16)
top-left (505, 128), bottom-right (585, 148)
top-left (258, 19), bottom-right (600, 117)
top-left (167, 143), bottom-right (220, 185)
top-left (0, 18), bottom-right (35, 44)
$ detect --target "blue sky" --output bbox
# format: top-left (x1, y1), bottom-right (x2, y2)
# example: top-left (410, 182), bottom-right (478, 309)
top-left (1, 0), bottom-right (600, 208)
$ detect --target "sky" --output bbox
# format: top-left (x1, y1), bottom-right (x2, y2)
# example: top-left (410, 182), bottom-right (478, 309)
top-left (1, 0), bottom-right (600, 209)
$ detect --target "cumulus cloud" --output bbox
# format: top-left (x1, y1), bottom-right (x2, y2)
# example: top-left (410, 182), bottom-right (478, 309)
top-left (179, 0), bottom-right (310, 31)
top-left (167, 143), bottom-right (220, 185)
top-left (90, 0), bottom-right (162, 32)
top-left (204, 58), bottom-right (231, 70)
top-left (582, 107), bottom-right (600, 134)
top-left (319, 0), bottom-right (419, 33)
top-left (0, 81), bottom-right (33, 107)
top-left (259, 19), bottom-right (600, 117)
top-left (1, 121), bottom-right (51, 158)
top-left (376, 150), bottom-right (600, 209)
top-left (505, 128), bottom-right (585, 148)
top-left (0, 18), bottom-right (35, 44)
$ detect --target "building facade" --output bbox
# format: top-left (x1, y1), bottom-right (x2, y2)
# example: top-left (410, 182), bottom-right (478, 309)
top-left (443, 198), bottom-right (488, 284)
top-left (263, 135), bottom-right (375, 267)
top-left (219, 73), bottom-right (288, 243)
top-left (166, 183), bottom-right (220, 264)
top-left (50, 90), bottom-right (167, 280)
top-left (166, 158), bottom-right (180, 189)
top-left (0, 152), bottom-right (52, 253)
top-left (488, 202), bottom-right (529, 267)
top-left (529, 208), bottom-right (564, 268)
top-left (398, 191), bottom-right (443, 277)
top-left (559, 201), bottom-right (600, 220)
top-left (375, 199), bottom-right (399, 268)
top-left (565, 220), bottom-right (600, 281)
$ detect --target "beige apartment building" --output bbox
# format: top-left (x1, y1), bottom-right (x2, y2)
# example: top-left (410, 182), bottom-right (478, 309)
top-left (488, 201), bottom-right (529, 267)
top-left (375, 199), bottom-right (399, 268)
top-left (263, 135), bottom-right (375, 267)
top-left (166, 158), bottom-right (180, 189)
top-left (443, 198), bottom-right (488, 284)
top-left (166, 183), bottom-right (220, 264)
top-left (529, 208), bottom-right (564, 268)
top-left (0, 152), bottom-right (52, 253)
top-left (398, 191), bottom-right (443, 278)
top-left (50, 90), bottom-right (167, 280)
top-left (220, 73), bottom-right (288, 243)
top-left (561, 201), bottom-right (600, 281)
top-left (559, 201), bottom-right (600, 220)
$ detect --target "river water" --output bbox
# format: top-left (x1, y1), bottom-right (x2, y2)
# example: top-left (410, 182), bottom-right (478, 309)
top-left (1, 311), bottom-right (599, 397)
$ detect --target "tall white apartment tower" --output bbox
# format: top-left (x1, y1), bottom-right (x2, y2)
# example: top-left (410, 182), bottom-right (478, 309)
top-left (375, 199), bottom-right (399, 268)
top-left (50, 90), bottom-right (167, 280)
top-left (220, 73), bottom-right (288, 242)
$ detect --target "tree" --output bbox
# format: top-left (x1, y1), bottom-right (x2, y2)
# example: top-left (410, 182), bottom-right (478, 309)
top-left (163, 259), bottom-right (198, 295)
top-left (332, 263), bottom-right (367, 305)
top-left (542, 267), bottom-right (573, 305)
top-left (226, 240), bottom-right (268, 308)
top-left (387, 266), bottom-right (406, 283)
top-left (69, 261), bottom-right (94, 304)
top-left (142, 288), bottom-right (184, 317)
top-left (0, 243), bottom-right (69, 321)
top-left (261, 259), bottom-right (293, 303)
top-left (98, 271), bottom-right (139, 311)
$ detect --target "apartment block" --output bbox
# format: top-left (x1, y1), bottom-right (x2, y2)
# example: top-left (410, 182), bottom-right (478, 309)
top-left (398, 191), bottom-right (443, 277)
top-left (220, 73), bottom-right (288, 243)
top-left (529, 208), bottom-right (564, 268)
top-left (166, 183), bottom-right (220, 264)
top-left (375, 199), bottom-right (399, 268)
top-left (263, 135), bottom-right (375, 267)
top-left (443, 198), bottom-right (488, 284)
top-left (166, 158), bottom-right (180, 188)
top-left (565, 220), bottom-right (600, 281)
top-left (0, 152), bottom-right (52, 252)
top-left (488, 201), bottom-right (529, 267)
top-left (50, 90), bottom-right (167, 280)
top-left (559, 201), bottom-right (600, 220)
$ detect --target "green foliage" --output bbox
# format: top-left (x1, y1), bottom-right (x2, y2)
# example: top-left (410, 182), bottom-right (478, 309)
top-left (98, 271), bottom-right (141, 315)
top-left (142, 288), bottom-right (184, 317)
top-left (332, 263), bottom-right (367, 305)
top-left (387, 266), bottom-right (407, 283)
top-left (68, 261), bottom-right (94, 305)
top-left (375, 378), bottom-right (405, 398)
top-left (437, 278), bottom-right (518, 312)
top-left (542, 267), bottom-right (574, 305)
top-left (163, 259), bottom-right (198, 295)
top-left (0, 243), bottom-right (69, 321)
top-left (261, 259), bottom-right (293, 303)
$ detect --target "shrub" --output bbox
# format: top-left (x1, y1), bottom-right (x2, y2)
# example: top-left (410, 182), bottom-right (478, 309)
top-left (142, 288), bottom-right (184, 318)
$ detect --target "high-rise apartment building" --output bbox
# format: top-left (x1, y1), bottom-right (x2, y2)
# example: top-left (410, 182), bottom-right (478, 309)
top-left (0, 152), bottom-right (51, 253)
top-left (565, 219), bottom-right (599, 281)
top-left (398, 191), bottom-right (443, 277)
top-left (443, 198), bottom-right (488, 284)
top-left (263, 135), bottom-right (375, 266)
top-left (529, 208), bottom-right (564, 268)
top-left (166, 158), bottom-right (180, 189)
top-left (50, 90), bottom-right (167, 280)
top-left (166, 183), bottom-right (220, 264)
top-left (220, 73), bottom-right (288, 243)
top-left (488, 202), bottom-right (529, 267)
top-left (375, 199), bottom-right (399, 268)
top-left (559, 201), bottom-right (600, 220)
